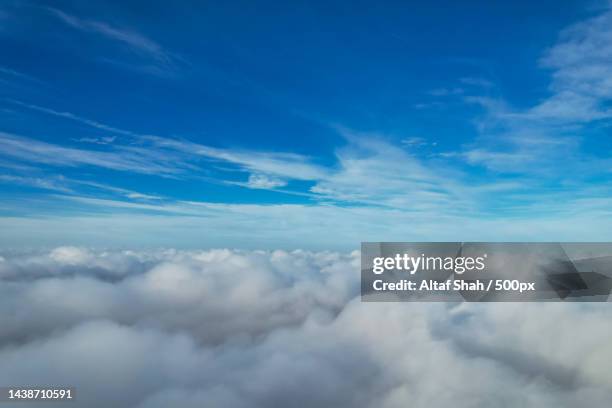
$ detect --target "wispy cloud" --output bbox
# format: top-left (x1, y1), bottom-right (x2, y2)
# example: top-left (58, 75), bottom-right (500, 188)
top-left (535, 6), bottom-right (612, 122)
top-left (4, 191), bottom-right (612, 249)
top-left (244, 174), bottom-right (287, 189)
top-left (428, 87), bottom-right (464, 97)
top-left (309, 129), bottom-right (456, 210)
top-left (401, 136), bottom-right (437, 148)
top-left (46, 7), bottom-right (179, 76)
top-left (0, 132), bottom-right (190, 176)
top-left (68, 179), bottom-right (163, 201)
top-left (459, 77), bottom-right (494, 88)
top-left (142, 135), bottom-right (330, 181)
top-left (48, 8), bottom-right (167, 61)
top-left (5, 100), bottom-right (329, 186)
top-left (7, 99), bottom-right (138, 138)
top-left (0, 174), bottom-right (73, 193)
top-left (0, 65), bottom-right (46, 93)
top-left (0, 66), bottom-right (40, 83)
top-left (2, 99), bottom-right (528, 214)
top-left (451, 6), bottom-right (612, 175)
top-left (0, 170), bottom-right (164, 203)
top-left (73, 136), bottom-right (117, 145)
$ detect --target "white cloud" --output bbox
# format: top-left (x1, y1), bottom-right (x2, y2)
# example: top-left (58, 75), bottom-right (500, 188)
top-left (2, 101), bottom-right (329, 184)
top-left (49, 246), bottom-right (94, 265)
top-left (72, 180), bottom-right (163, 201)
top-left (143, 135), bottom-right (329, 181)
top-left (0, 248), bottom-right (611, 407)
top-left (3, 191), bottom-right (612, 250)
top-left (73, 136), bottom-right (117, 145)
top-left (401, 136), bottom-right (436, 147)
top-left (309, 131), bottom-right (460, 209)
top-left (3, 99), bottom-right (512, 212)
top-left (44, 8), bottom-right (180, 77)
top-left (0, 174), bottom-right (73, 193)
top-left (458, 5), bottom-right (612, 173)
top-left (8, 100), bottom-right (138, 137)
top-left (0, 248), bottom-right (358, 345)
top-left (48, 8), bottom-right (171, 64)
top-left (0, 174), bottom-right (162, 201)
top-left (4, 98), bottom-right (531, 214)
top-left (0, 132), bottom-right (192, 175)
top-left (540, 7), bottom-right (612, 104)
top-left (245, 174), bottom-right (287, 189)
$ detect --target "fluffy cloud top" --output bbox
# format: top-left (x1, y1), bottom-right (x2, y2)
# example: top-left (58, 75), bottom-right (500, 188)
top-left (0, 247), bottom-right (611, 407)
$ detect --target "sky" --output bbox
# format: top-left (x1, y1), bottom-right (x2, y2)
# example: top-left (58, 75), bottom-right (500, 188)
top-left (1, 0), bottom-right (612, 249)
top-left (1, 4), bottom-right (612, 406)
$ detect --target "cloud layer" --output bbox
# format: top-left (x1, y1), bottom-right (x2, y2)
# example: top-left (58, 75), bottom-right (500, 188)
top-left (0, 248), bottom-right (611, 407)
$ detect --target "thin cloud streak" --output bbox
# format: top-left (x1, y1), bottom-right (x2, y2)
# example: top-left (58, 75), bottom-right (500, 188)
top-left (0, 66), bottom-right (41, 83)
top-left (7, 99), bottom-right (139, 138)
top-left (45, 7), bottom-right (181, 76)
top-left (47, 8), bottom-right (170, 63)
top-left (0, 132), bottom-right (189, 176)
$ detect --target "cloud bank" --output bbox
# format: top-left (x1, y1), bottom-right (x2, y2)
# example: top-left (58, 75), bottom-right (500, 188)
top-left (0, 247), bottom-right (611, 407)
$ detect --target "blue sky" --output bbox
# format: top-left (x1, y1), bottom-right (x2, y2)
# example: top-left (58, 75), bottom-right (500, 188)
top-left (1, 0), bottom-right (612, 249)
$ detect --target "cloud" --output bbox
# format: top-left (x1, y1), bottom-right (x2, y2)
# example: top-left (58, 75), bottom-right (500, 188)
top-left (3, 94), bottom-right (612, 249)
top-left (45, 8), bottom-right (179, 76)
top-left (48, 246), bottom-right (95, 265)
top-left (0, 132), bottom-right (192, 176)
top-left (0, 173), bottom-right (162, 201)
top-left (245, 174), bottom-right (287, 189)
top-left (428, 87), bottom-right (464, 97)
top-left (400, 137), bottom-right (437, 148)
top-left (0, 248), bottom-right (611, 407)
top-left (0, 248), bottom-right (359, 345)
top-left (73, 136), bottom-right (117, 145)
top-left (0, 66), bottom-right (40, 83)
top-left (3, 190), bottom-right (612, 251)
top-left (2, 101), bottom-right (481, 214)
top-left (0, 174), bottom-right (73, 193)
top-left (143, 135), bottom-right (330, 181)
top-left (3, 100), bottom-right (329, 184)
top-left (71, 180), bottom-right (163, 201)
top-left (48, 8), bottom-right (170, 62)
top-left (3, 99), bottom-right (513, 212)
top-left (309, 129), bottom-right (475, 211)
top-left (459, 77), bottom-right (494, 88)
top-left (538, 6), bottom-right (612, 119)
top-left (3, 97), bottom-right (530, 215)
top-left (457, 5), bottom-right (612, 173)
top-left (7, 99), bottom-right (139, 138)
